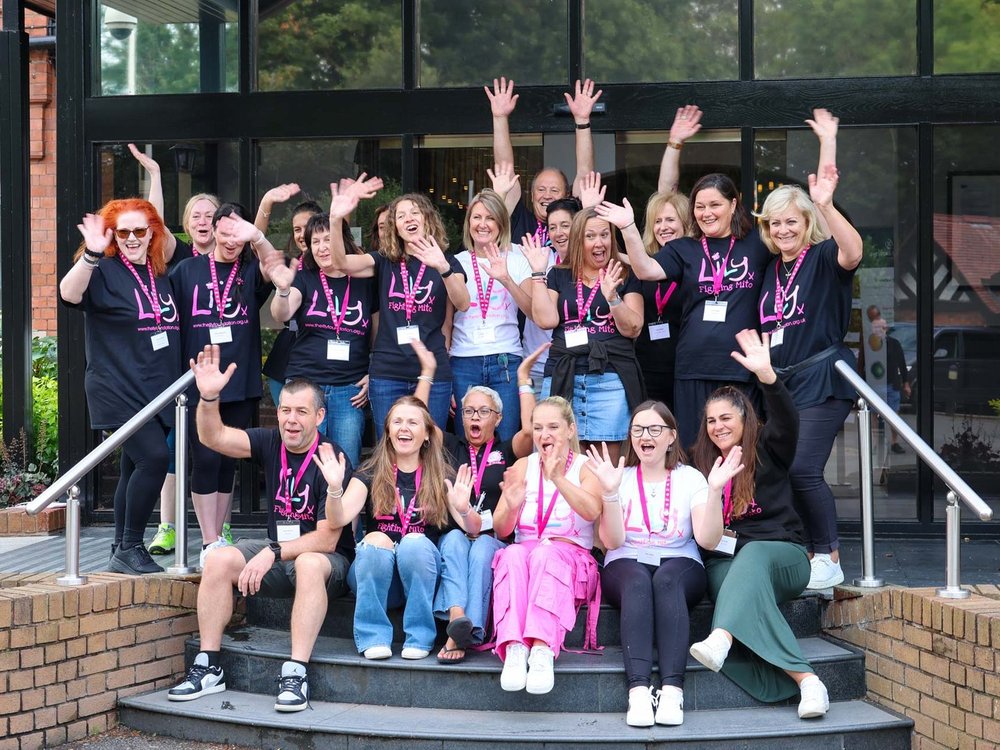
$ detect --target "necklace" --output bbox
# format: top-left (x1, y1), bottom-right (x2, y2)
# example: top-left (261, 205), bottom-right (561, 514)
top-left (781, 258), bottom-right (796, 277)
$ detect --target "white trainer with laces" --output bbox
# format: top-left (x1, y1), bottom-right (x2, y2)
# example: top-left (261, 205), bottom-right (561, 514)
top-left (525, 644), bottom-right (555, 695)
top-left (199, 535), bottom-right (231, 569)
top-left (797, 674), bottom-right (830, 718)
top-left (807, 553), bottom-right (845, 590)
top-left (689, 629), bottom-right (732, 672)
top-left (274, 661), bottom-right (308, 713)
top-left (655, 686), bottom-right (684, 726)
top-left (168, 652), bottom-right (226, 702)
top-left (500, 642), bottom-right (529, 692)
top-left (626, 685), bottom-right (655, 727)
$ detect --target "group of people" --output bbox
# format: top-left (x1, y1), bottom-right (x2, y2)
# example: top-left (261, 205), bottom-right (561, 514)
top-left (61, 80), bottom-right (864, 728)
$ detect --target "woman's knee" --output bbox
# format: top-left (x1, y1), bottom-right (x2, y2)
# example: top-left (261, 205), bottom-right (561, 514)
top-left (469, 536), bottom-right (503, 568)
top-left (361, 532), bottom-right (394, 550)
top-left (397, 533), bottom-right (438, 567)
top-left (438, 528), bottom-right (471, 558)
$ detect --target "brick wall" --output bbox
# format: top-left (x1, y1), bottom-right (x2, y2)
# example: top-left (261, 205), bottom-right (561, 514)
top-left (0, 573), bottom-right (198, 750)
top-left (824, 585), bottom-right (1000, 750)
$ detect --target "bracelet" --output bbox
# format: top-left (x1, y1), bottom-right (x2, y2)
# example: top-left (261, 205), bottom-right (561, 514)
top-left (200, 395), bottom-right (220, 403)
top-left (621, 222), bottom-right (635, 230)
top-left (417, 375), bottom-right (434, 384)
top-left (459, 506), bottom-right (473, 518)
top-left (667, 140), bottom-right (683, 151)
top-left (518, 384), bottom-right (534, 395)
top-left (84, 249), bottom-right (104, 260)
top-left (277, 289), bottom-right (290, 298)
top-left (440, 267), bottom-right (454, 279)
top-left (327, 487), bottom-right (344, 498)
top-left (260, 209), bottom-right (270, 218)
top-left (608, 296), bottom-right (623, 308)
top-left (530, 271), bottom-right (546, 278)
top-left (532, 276), bottom-right (547, 283)
top-left (82, 256), bottom-right (99, 268)
top-left (575, 122), bottom-right (592, 130)
top-left (602, 493), bottom-right (620, 503)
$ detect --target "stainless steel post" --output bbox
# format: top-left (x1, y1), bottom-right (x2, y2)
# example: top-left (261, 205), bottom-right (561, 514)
top-left (854, 398), bottom-right (884, 587)
top-left (167, 393), bottom-right (196, 575)
top-left (937, 491), bottom-right (970, 599)
top-left (56, 486), bottom-right (87, 586)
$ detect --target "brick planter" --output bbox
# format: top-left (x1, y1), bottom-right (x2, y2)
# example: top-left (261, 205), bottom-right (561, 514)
top-left (0, 504), bottom-right (65, 535)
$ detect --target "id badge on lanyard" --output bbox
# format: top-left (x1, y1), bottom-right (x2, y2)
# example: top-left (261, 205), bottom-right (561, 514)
top-left (769, 327), bottom-right (785, 348)
top-left (703, 300), bottom-right (728, 322)
top-left (327, 339), bottom-right (351, 361)
top-left (648, 322), bottom-right (670, 340)
top-left (565, 327), bottom-right (589, 348)
top-left (396, 325), bottom-right (420, 345)
top-left (713, 529), bottom-right (737, 555)
top-left (210, 326), bottom-right (233, 344)
top-left (150, 331), bottom-right (170, 351)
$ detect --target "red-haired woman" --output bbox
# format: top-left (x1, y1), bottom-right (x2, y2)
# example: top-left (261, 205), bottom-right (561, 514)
top-left (60, 198), bottom-right (182, 575)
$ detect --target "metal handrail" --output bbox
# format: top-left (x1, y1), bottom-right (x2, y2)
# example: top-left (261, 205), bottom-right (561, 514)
top-left (835, 360), bottom-right (993, 598)
top-left (26, 370), bottom-right (195, 584)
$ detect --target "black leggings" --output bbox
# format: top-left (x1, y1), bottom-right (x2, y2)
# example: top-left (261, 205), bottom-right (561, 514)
top-left (189, 399), bottom-right (257, 494)
top-left (601, 556), bottom-right (707, 689)
top-left (113, 420), bottom-right (170, 548)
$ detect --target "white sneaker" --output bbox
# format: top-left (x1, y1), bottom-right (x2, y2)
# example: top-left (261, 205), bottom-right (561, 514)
top-left (500, 643), bottom-right (529, 692)
top-left (199, 536), bottom-right (231, 568)
top-left (274, 661), bottom-right (308, 713)
top-left (401, 647), bottom-right (430, 660)
top-left (626, 686), bottom-right (655, 727)
top-left (363, 646), bottom-right (392, 660)
top-left (807, 554), bottom-right (845, 590)
top-left (689, 629), bottom-right (731, 672)
top-left (525, 644), bottom-right (555, 695)
top-left (168, 652), bottom-right (226, 701)
top-left (655, 686), bottom-right (684, 726)
top-left (797, 675), bottom-right (829, 718)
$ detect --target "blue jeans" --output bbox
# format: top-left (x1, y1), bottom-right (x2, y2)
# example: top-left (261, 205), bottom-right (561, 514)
top-left (315, 383), bottom-right (365, 468)
top-left (450, 354), bottom-right (522, 442)
top-left (347, 535), bottom-right (441, 652)
top-left (369, 377), bottom-right (453, 439)
top-left (433, 529), bottom-right (506, 644)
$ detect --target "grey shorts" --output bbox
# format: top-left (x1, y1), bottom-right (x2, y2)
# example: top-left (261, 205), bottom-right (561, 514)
top-left (234, 539), bottom-right (350, 599)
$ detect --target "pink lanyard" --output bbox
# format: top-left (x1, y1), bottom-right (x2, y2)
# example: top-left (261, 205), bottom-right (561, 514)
top-left (535, 452), bottom-right (574, 538)
top-left (654, 281), bottom-right (677, 321)
top-left (118, 255), bottom-right (162, 328)
top-left (773, 245), bottom-right (810, 325)
top-left (399, 260), bottom-right (428, 325)
top-left (468, 440), bottom-right (494, 499)
top-left (278, 434), bottom-right (320, 514)
top-left (635, 464), bottom-right (672, 534)
top-left (575, 273), bottom-right (605, 325)
top-left (208, 256), bottom-right (240, 321)
top-left (469, 250), bottom-right (495, 322)
top-left (533, 220), bottom-right (549, 247)
top-left (318, 271), bottom-right (351, 339)
top-left (722, 478), bottom-right (734, 526)
top-left (701, 236), bottom-right (736, 297)
top-left (394, 465), bottom-right (423, 536)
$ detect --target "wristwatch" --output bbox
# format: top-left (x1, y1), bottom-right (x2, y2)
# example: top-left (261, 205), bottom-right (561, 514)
top-left (268, 541), bottom-right (282, 560)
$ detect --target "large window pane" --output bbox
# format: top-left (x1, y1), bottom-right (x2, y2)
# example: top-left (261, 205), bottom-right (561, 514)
top-left (931, 126), bottom-right (1000, 518)
top-left (256, 0), bottom-right (402, 91)
top-left (418, 1), bottom-right (567, 87)
top-left (96, 1), bottom-right (238, 95)
top-left (934, 0), bottom-right (1000, 74)
top-left (585, 0), bottom-right (738, 83)
top-left (756, 126), bottom-right (919, 520)
top-left (754, 0), bottom-right (916, 79)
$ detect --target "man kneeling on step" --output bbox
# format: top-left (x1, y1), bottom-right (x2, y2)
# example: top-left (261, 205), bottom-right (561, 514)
top-left (169, 345), bottom-right (354, 712)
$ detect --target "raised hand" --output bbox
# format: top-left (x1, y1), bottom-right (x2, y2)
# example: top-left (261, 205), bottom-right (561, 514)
top-left (585, 442), bottom-right (624, 495)
top-left (707, 445), bottom-right (745, 492)
top-left (487, 162), bottom-right (520, 198)
top-left (263, 252), bottom-right (296, 291)
top-left (128, 143), bottom-right (161, 175)
top-left (408, 339), bottom-right (438, 377)
top-left (578, 171), bottom-right (606, 209)
top-left (594, 199), bottom-right (635, 231)
top-left (328, 182), bottom-right (359, 221)
top-left (480, 242), bottom-right (511, 283)
top-left (77, 213), bottom-right (113, 254)
top-left (540, 440), bottom-right (569, 482)
top-left (216, 213), bottom-right (260, 245)
top-left (730, 328), bottom-right (776, 383)
top-left (411, 236), bottom-right (449, 274)
top-left (808, 163), bottom-right (840, 208)
top-left (805, 108), bottom-right (838, 142)
top-left (261, 182), bottom-right (301, 208)
top-left (566, 78), bottom-right (603, 124)
top-left (669, 105), bottom-right (703, 143)
top-left (520, 232), bottom-right (551, 274)
top-left (518, 342), bottom-right (551, 380)
top-left (345, 172), bottom-right (384, 202)
top-left (446, 464), bottom-right (475, 513)
top-left (190, 344), bottom-right (237, 400)
top-left (499, 467), bottom-right (526, 510)
top-left (600, 258), bottom-right (624, 302)
top-left (485, 77), bottom-right (519, 118)
top-left (313, 442), bottom-right (349, 493)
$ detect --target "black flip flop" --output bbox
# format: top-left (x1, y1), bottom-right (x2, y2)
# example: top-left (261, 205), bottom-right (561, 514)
top-left (446, 616), bottom-right (475, 648)
top-left (436, 646), bottom-right (467, 664)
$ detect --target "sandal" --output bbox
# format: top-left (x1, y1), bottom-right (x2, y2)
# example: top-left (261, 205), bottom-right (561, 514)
top-left (446, 616), bottom-right (475, 648)
top-left (436, 646), bottom-right (466, 664)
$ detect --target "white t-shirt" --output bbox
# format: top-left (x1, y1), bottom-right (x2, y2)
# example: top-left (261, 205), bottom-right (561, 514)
top-left (451, 244), bottom-right (532, 357)
top-left (521, 246), bottom-right (559, 373)
top-left (516, 452), bottom-right (594, 549)
top-left (604, 464), bottom-right (708, 566)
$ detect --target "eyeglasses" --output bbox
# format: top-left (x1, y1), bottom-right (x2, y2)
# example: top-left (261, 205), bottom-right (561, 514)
top-left (115, 227), bottom-right (150, 240)
top-left (462, 407), bottom-right (500, 419)
top-left (629, 424), bottom-right (670, 438)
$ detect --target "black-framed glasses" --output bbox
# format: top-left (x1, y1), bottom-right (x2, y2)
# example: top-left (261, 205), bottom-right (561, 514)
top-left (462, 407), bottom-right (500, 419)
top-left (630, 424), bottom-right (670, 438)
top-left (115, 227), bottom-right (149, 240)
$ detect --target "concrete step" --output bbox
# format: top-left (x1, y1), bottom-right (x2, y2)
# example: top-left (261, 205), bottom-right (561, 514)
top-left (186, 626), bottom-right (865, 713)
top-left (120, 688), bottom-right (913, 749)
top-left (246, 592), bottom-right (826, 648)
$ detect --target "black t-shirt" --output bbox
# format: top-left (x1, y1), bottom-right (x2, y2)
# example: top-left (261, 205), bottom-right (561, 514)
top-left (63, 257), bottom-right (182, 430)
top-left (367, 251), bottom-right (465, 381)
top-left (167, 237), bottom-right (195, 270)
top-left (635, 279), bottom-right (682, 377)
top-left (511, 200), bottom-right (545, 246)
top-left (542, 265), bottom-right (642, 376)
top-left (354, 467), bottom-right (446, 544)
top-left (759, 239), bottom-right (857, 409)
top-left (443, 433), bottom-right (516, 517)
top-left (246, 428), bottom-right (355, 561)
top-left (285, 269), bottom-right (376, 386)
top-left (170, 253), bottom-right (273, 401)
top-left (654, 231), bottom-right (771, 382)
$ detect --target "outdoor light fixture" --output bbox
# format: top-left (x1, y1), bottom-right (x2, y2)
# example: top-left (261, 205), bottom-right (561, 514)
top-left (171, 144), bottom-right (198, 174)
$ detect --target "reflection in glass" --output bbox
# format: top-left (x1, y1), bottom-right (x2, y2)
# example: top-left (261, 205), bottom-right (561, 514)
top-left (932, 126), bottom-right (1000, 519)
top-left (96, 1), bottom-right (238, 95)
top-left (256, 0), bottom-right (402, 90)
top-left (756, 126), bottom-right (919, 520)
top-left (418, 0), bottom-right (567, 87)
top-left (585, 0), bottom-right (738, 83)
top-left (754, 0), bottom-right (915, 79)
top-left (934, 0), bottom-right (1000, 74)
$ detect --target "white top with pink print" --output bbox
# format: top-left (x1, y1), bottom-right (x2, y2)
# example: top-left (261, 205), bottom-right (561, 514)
top-left (515, 452), bottom-right (594, 548)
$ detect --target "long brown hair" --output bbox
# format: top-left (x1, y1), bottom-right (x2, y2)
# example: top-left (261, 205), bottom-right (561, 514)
top-left (359, 396), bottom-right (454, 528)
top-left (690, 387), bottom-right (760, 520)
top-left (74, 198), bottom-right (169, 276)
top-left (559, 207), bottom-right (630, 283)
top-left (623, 400), bottom-right (688, 469)
top-left (381, 193), bottom-right (450, 262)
top-left (689, 173), bottom-right (753, 241)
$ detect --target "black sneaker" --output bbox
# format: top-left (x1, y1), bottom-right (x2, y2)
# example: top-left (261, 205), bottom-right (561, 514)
top-left (109, 544), bottom-right (164, 575)
top-left (168, 653), bottom-right (226, 701)
top-left (274, 661), bottom-right (309, 712)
